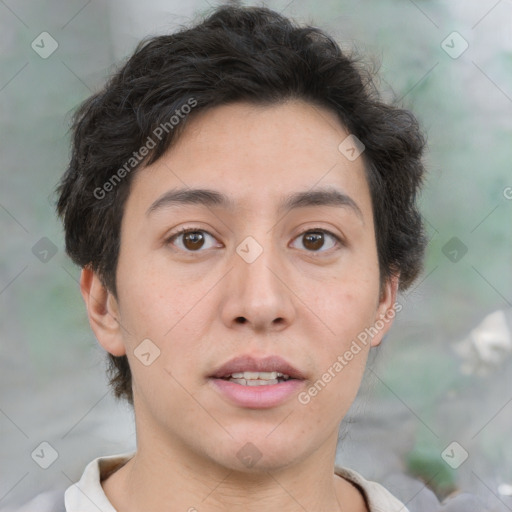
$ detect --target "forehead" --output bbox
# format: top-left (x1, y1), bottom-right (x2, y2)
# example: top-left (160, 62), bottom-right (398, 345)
top-left (127, 99), bottom-right (372, 218)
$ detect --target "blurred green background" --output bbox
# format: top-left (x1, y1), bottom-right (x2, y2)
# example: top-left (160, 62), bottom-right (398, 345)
top-left (1, 0), bottom-right (511, 510)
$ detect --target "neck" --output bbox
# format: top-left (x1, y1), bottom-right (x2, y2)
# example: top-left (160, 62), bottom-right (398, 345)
top-left (102, 429), bottom-right (365, 512)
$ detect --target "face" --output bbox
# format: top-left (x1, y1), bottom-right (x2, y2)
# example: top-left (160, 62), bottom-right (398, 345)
top-left (83, 99), bottom-right (398, 472)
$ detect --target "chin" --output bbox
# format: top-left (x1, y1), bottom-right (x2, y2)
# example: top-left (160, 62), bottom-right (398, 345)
top-left (204, 425), bottom-right (313, 474)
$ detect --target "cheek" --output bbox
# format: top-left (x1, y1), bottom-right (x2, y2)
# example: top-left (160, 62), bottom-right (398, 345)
top-left (116, 253), bottom-right (184, 336)
top-left (297, 357), bottom-right (367, 435)
top-left (315, 282), bottom-right (379, 342)
top-left (306, 286), bottom-right (377, 407)
top-left (116, 261), bottom-right (208, 383)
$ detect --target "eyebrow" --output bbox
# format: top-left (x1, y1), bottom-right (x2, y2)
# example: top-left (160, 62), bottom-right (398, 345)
top-left (146, 186), bottom-right (364, 221)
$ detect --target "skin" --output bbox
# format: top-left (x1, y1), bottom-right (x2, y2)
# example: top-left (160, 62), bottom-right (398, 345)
top-left (80, 99), bottom-right (399, 512)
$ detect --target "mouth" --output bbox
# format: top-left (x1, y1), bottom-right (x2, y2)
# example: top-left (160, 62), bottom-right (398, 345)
top-left (208, 355), bottom-right (306, 408)
top-left (219, 371), bottom-right (292, 386)
top-left (210, 354), bottom-right (305, 382)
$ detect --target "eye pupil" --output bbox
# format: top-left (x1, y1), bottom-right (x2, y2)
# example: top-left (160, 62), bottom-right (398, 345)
top-left (304, 231), bottom-right (324, 251)
top-left (183, 231), bottom-right (205, 250)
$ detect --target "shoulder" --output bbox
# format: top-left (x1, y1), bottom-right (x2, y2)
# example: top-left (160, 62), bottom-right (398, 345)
top-left (64, 452), bottom-right (135, 512)
top-left (335, 465), bottom-right (410, 512)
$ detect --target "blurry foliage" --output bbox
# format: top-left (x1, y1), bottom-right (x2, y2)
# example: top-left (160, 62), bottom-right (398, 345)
top-left (406, 447), bottom-right (457, 499)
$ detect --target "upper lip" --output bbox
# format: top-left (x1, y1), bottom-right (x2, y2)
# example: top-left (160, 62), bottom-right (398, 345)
top-left (210, 355), bottom-right (305, 380)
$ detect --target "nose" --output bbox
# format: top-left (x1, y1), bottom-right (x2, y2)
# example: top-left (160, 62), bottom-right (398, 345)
top-left (220, 236), bottom-right (296, 333)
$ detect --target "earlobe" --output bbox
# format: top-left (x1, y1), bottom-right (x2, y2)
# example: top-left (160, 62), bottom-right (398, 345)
top-left (79, 266), bottom-right (126, 357)
top-left (370, 274), bottom-right (400, 348)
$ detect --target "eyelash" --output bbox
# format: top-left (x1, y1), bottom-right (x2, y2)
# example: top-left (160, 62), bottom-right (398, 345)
top-left (165, 226), bottom-right (344, 255)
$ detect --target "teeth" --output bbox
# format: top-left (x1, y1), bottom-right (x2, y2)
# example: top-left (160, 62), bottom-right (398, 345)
top-left (230, 378), bottom-right (279, 386)
top-left (227, 371), bottom-right (290, 381)
top-left (245, 371), bottom-right (263, 379)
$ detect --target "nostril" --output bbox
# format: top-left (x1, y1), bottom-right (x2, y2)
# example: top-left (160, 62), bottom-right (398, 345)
top-left (235, 317), bottom-right (247, 324)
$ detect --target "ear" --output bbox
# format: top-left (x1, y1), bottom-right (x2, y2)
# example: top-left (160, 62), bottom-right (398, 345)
top-left (79, 266), bottom-right (126, 357)
top-left (370, 273), bottom-right (400, 348)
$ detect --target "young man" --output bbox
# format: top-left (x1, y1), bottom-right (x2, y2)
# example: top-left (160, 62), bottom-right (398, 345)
top-left (56, 4), bottom-right (427, 511)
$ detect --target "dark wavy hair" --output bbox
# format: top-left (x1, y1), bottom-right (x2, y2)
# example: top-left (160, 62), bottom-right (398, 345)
top-left (55, 4), bottom-right (427, 405)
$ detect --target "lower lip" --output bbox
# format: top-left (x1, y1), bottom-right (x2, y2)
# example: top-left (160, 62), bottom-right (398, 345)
top-left (209, 378), bottom-right (305, 409)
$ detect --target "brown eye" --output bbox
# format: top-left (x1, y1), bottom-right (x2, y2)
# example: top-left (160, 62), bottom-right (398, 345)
top-left (182, 231), bottom-right (205, 251)
top-left (167, 228), bottom-right (218, 252)
top-left (303, 231), bottom-right (324, 251)
top-left (291, 229), bottom-right (341, 253)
